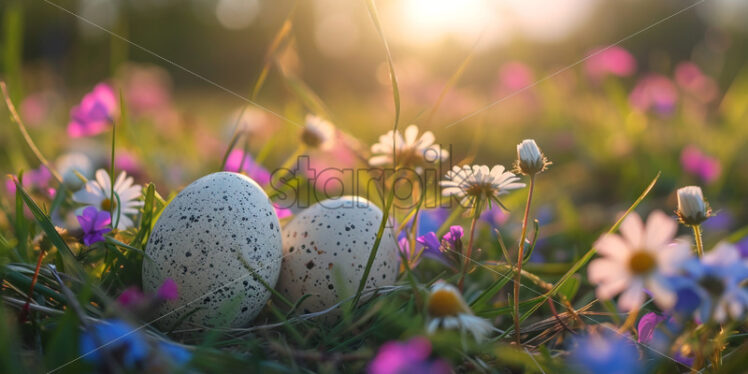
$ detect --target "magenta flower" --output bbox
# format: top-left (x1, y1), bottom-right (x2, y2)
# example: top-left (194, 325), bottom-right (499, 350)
top-left (367, 337), bottom-right (451, 374)
top-left (443, 225), bottom-right (463, 245)
top-left (273, 203), bottom-right (292, 219)
top-left (67, 83), bottom-right (118, 138)
top-left (114, 151), bottom-right (141, 176)
top-left (224, 149), bottom-right (270, 185)
top-left (20, 91), bottom-right (55, 127)
top-left (398, 237), bottom-right (418, 268)
top-left (674, 62), bottom-right (718, 103)
top-left (629, 74), bottom-right (678, 116)
top-left (680, 145), bottom-right (721, 183)
top-left (117, 287), bottom-right (147, 307)
top-left (122, 65), bottom-right (172, 115)
top-left (76, 206), bottom-right (112, 246)
top-left (498, 61), bottom-right (533, 91)
top-left (157, 278), bottom-right (179, 301)
top-left (585, 46), bottom-right (636, 80)
top-left (117, 278), bottom-right (179, 307)
top-left (636, 312), bottom-right (694, 367)
top-left (5, 165), bottom-right (53, 197)
top-left (636, 312), bottom-right (668, 343)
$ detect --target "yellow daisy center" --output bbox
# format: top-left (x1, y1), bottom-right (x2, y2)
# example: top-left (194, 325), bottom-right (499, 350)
top-left (301, 128), bottom-right (323, 148)
top-left (428, 288), bottom-right (467, 317)
top-left (101, 198), bottom-right (117, 212)
top-left (628, 250), bottom-right (656, 275)
top-left (464, 183), bottom-right (492, 197)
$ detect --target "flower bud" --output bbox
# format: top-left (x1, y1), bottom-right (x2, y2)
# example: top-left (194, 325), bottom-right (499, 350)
top-left (300, 115), bottom-right (335, 149)
top-left (516, 139), bottom-right (549, 175)
top-left (676, 186), bottom-right (710, 225)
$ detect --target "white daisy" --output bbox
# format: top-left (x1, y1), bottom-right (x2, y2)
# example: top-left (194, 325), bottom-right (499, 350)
top-left (73, 169), bottom-right (143, 230)
top-left (426, 281), bottom-right (494, 342)
top-left (300, 114), bottom-right (335, 150)
top-left (440, 164), bottom-right (525, 209)
top-left (588, 210), bottom-right (692, 311)
top-left (56, 152), bottom-right (93, 189)
top-left (369, 124), bottom-right (448, 170)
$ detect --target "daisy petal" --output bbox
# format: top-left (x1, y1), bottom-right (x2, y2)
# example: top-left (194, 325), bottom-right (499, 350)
top-left (620, 212), bottom-right (644, 248)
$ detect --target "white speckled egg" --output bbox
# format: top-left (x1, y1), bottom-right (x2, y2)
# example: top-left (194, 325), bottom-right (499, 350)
top-left (142, 172), bottom-right (282, 328)
top-left (277, 196), bottom-right (399, 314)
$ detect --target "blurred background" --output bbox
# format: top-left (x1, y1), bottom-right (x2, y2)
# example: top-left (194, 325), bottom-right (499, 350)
top-left (2, 0), bottom-right (748, 257)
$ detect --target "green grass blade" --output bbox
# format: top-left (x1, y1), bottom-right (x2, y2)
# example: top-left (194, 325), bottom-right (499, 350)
top-left (131, 183), bottom-right (156, 249)
top-left (14, 175), bottom-right (28, 261)
top-left (2, 1), bottom-right (23, 102)
top-left (251, 4), bottom-right (296, 100)
top-left (366, 0), bottom-right (400, 132)
top-left (278, 70), bottom-right (333, 120)
top-left (14, 181), bottom-right (84, 278)
top-left (1, 82), bottom-right (63, 183)
top-left (351, 1), bottom-right (402, 310)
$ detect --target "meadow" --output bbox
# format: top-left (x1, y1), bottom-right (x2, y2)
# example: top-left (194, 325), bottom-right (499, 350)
top-left (1, 0), bottom-right (747, 373)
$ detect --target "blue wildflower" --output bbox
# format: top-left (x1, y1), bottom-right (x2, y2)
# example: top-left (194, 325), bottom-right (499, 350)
top-left (79, 319), bottom-right (149, 369)
top-left (569, 331), bottom-right (643, 374)
top-left (680, 242), bottom-right (748, 323)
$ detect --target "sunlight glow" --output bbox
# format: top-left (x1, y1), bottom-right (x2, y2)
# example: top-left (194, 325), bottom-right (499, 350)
top-left (393, 0), bottom-right (600, 47)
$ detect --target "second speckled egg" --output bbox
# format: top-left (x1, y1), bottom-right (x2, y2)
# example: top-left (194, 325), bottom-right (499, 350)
top-left (277, 196), bottom-right (399, 314)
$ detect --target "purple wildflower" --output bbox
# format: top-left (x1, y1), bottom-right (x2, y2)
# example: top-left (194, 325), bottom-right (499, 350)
top-left (367, 337), bottom-right (451, 374)
top-left (224, 149), bottom-right (271, 185)
top-left (77, 206), bottom-right (112, 246)
top-left (416, 232), bottom-right (440, 255)
top-left (415, 232), bottom-right (449, 266)
top-left (480, 205), bottom-right (509, 227)
top-left (68, 83), bottom-right (118, 138)
top-left (736, 237), bottom-right (748, 259)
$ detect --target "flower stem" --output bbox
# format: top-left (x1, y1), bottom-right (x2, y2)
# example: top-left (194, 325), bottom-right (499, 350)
top-left (692, 224), bottom-right (704, 258)
top-left (19, 248), bottom-right (46, 323)
top-left (458, 200), bottom-right (481, 291)
top-left (618, 306), bottom-right (639, 333)
top-left (514, 174), bottom-right (535, 345)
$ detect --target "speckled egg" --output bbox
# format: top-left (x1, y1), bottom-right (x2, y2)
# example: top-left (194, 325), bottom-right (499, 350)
top-left (277, 196), bottom-right (399, 314)
top-left (142, 172), bottom-right (282, 328)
